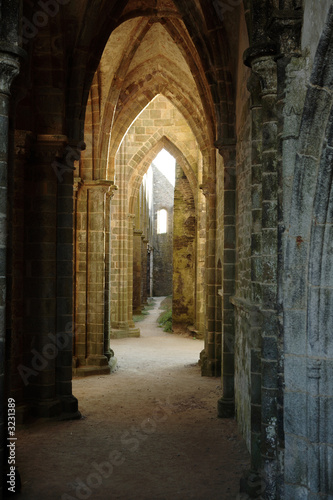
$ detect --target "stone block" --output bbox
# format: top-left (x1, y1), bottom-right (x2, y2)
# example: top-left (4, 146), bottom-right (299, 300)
top-left (251, 373), bottom-right (261, 405)
top-left (251, 233), bottom-right (261, 255)
top-left (250, 403), bottom-right (261, 433)
top-left (56, 277), bottom-right (73, 297)
top-left (251, 256), bottom-right (262, 282)
top-left (285, 355), bottom-right (307, 392)
top-left (224, 249), bottom-right (235, 264)
top-left (262, 151), bottom-right (278, 174)
top-left (224, 191), bottom-right (235, 214)
top-left (284, 391), bottom-right (307, 437)
top-left (262, 284), bottom-right (276, 309)
top-left (57, 297), bottom-right (73, 316)
top-left (252, 209), bottom-right (262, 233)
top-left (262, 200), bottom-right (277, 229)
top-left (251, 143), bottom-right (262, 169)
top-left (262, 361), bottom-right (278, 389)
top-left (252, 282), bottom-right (262, 303)
top-left (284, 484), bottom-right (309, 499)
top-left (262, 336), bottom-right (277, 361)
top-left (57, 228), bottom-right (73, 244)
top-left (262, 173), bottom-right (277, 203)
top-left (262, 228), bottom-right (277, 255)
top-left (262, 122), bottom-right (277, 151)
top-left (57, 213), bottom-right (73, 228)
top-left (251, 184), bottom-right (262, 209)
top-left (224, 225), bottom-right (236, 248)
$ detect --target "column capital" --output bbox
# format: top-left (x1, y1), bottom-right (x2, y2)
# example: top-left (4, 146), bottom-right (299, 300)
top-left (83, 179), bottom-right (118, 197)
top-left (267, 8), bottom-right (303, 57)
top-left (250, 56), bottom-right (277, 96)
top-left (0, 46), bottom-right (25, 95)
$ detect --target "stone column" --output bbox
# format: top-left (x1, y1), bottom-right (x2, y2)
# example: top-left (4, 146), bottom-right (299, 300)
top-left (25, 135), bottom-right (67, 417)
top-left (230, 73), bottom-right (264, 477)
top-left (133, 229), bottom-right (143, 314)
top-left (84, 180), bottom-right (115, 374)
top-left (251, 54), bottom-right (279, 499)
top-left (73, 176), bottom-right (83, 370)
top-left (195, 189), bottom-right (206, 338)
top-left (104, 186), bottom-right (114, 361)
top-left (127, 214), bottom-right (138, 331)
top-left (141, 237), bottom-right (148, 306)
top-left (0, 47), bottom-right (21, 494)
top-left (110, 204), bottom-right (140, 338)
top-left (217, 141), bottom-right (236, 417)
top-left (200, 184), bottom-right (217, 377)
top-left (55, 142), bottom-right (81, 416)
top-left (8, 131), bottom-right (32, 410)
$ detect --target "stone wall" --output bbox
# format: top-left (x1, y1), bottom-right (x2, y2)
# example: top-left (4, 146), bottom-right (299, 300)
top-left (152, 164), bottom-right (174, 297)
top-left (172, 164), bottom-right (195, 325)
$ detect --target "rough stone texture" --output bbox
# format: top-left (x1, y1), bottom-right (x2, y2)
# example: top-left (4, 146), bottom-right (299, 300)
top-left (233, 32), bottom-right (252, 448)
top-left (152, 164), bottom-right (174, 297)
top-left (172, 164), bottom-right (195, 325)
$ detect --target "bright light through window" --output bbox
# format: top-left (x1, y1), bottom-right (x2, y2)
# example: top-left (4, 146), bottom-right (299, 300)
top-left (157, 209), bottom-right (167, 234)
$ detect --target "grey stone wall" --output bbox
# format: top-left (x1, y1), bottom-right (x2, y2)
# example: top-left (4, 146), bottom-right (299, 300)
top-left (283, 6), bottom-right (333, 498)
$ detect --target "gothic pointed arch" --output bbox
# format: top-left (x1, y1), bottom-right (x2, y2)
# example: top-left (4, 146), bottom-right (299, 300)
top-left (128, 135), bottom-right (197, 214)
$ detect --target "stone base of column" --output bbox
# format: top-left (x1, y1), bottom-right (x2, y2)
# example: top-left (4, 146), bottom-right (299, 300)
top-left (33, 399), bottom-right (62, 418)
top-left (73, 354), bottom-right (111, 377)
top-left (217, 396), bottom-right (235, 418)
top-left (133, 307), bottom-right (143, 314)
top-left (239, 470), bottom-right (262, 498)
top-left (74, 365), bottom-right (111, 377)
top-left (110, 326), bottom-right (140, 339)
top-left (59, 395), bottom-right (81, 420)
top-left (86, 355), bottom-right (109, 367)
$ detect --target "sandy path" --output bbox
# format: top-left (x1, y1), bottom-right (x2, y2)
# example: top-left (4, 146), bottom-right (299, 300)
top-left (15, 298), bottom-right (250, 500)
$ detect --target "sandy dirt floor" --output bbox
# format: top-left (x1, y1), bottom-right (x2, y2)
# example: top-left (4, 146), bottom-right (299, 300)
top-left (15, 297), bottom-right (250, 500)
